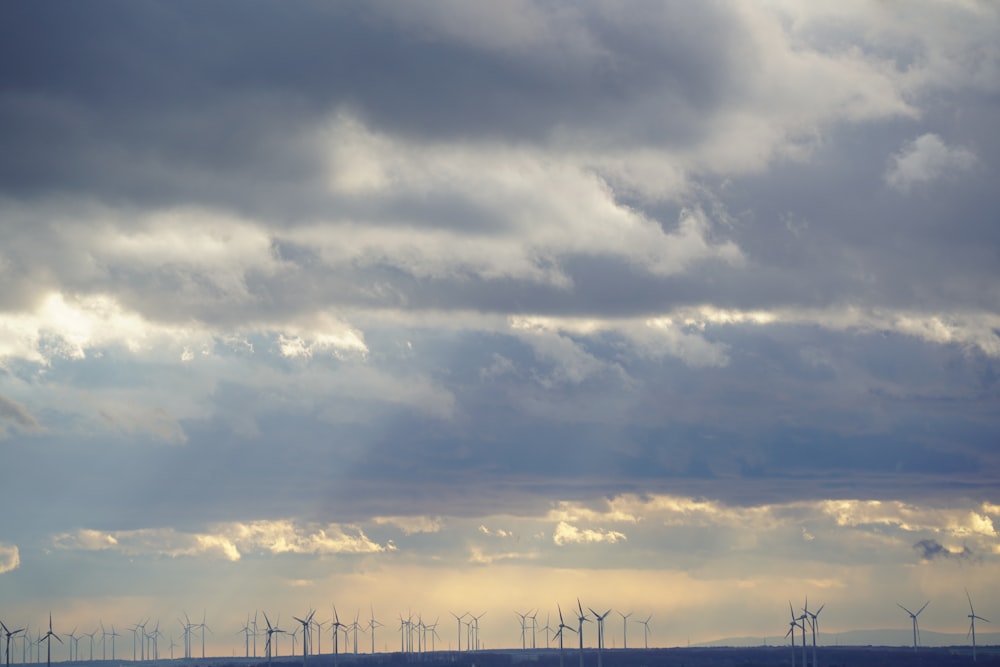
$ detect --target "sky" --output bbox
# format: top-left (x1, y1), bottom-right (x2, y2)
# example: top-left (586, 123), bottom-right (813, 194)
top-left (1, 0), bottom-right (999, 656)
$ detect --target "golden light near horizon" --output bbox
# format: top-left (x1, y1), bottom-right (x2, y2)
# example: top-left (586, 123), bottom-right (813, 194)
top-left (1, 0), bottom-right (998, 659)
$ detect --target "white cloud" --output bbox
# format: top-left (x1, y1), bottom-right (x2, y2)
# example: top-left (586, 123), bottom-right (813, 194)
top-left (673, 304), bottom-right (1000, 358)
top-left (53, 520), bottom-right (392, 561)
top-left (372, 515), bottom-right (444, 535)
top-left (885, 133), bottom-right (978, 192)
top-left (552, 521), bottom-right (627, 546)
top-left (468, 545), bottom-right (537, 565)
top-left (313, 113), bottom-right (744, 287)
top-left (0, 543), bottom-right (20, 574)
top-left (0, 291), bottom-right (215, 365)
top-left (820, 499), bottom-right (997, 538)
top-left (478, 525), bottom-right (515, 539)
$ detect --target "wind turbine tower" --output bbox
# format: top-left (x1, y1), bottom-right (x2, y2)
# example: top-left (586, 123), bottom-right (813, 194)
top-left (369, 607), bottom-right (383, 655)
top-left (515, 611), bottom-right (528, 650)
top-left (41, 614), bottom-right (62, 667)
top-left (263, 613), bottom-right (284, 667)
top-left (555, 605), bottom-right (577, 667)
top-left (293, 610), bottom-right (315, 667)
top-left (330, 606), bottom-right (345, 667)
top-left (588, 608), bottom-right (610, 667)
top-left (803, 600), bottom-right (824, 667)
top-left (786, 603), bottom-right (802, 667)
top-left (1, 622), bottom-right (24, 667)
top-left (966, 589), bottom-right (990, 662)
top-left (618, 611), bottom-right (632, 650)
top-left (198, 611), bottom-right (211, 659)
top-left (575, 600), bottom-right (590, 667)
top-left (450, 612), bottom-right (467, 652)
top-left (897, 601), bottom-right (929, 652)
top-left (638, 616), bottom-right (651, 650)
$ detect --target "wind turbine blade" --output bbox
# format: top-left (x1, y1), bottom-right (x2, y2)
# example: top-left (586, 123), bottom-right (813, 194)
top-left (916, 601), bottom-right (930, 616)
top-left (897, 603), bottom-right (913, 616)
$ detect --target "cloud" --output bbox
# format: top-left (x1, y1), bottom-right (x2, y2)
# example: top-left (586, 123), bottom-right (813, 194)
top-left (372, 515), bottom-right (444, 535)
top-left (884, 133), bottom-right (978, 192)
top-left (913, 538), bottom-right (973, 562)
top-left (0, 543), bottom-right (19, 574)
top-left (468, 545), bottom-right (537, 565)
top-left (478, 525), bottom-right (515, 539)
top-left (0, 393), bottom-right (40, 436)
top-left (53, 520), bottom-right (391, 561)
top-left (552, 521), bottom-right (627, 546)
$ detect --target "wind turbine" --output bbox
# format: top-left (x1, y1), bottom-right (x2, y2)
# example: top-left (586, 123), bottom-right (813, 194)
top-left (109, 625), bottom-right (120, 661)
top-left (802, 599), bottom-right (824, 667)
top-left (588, 608), bottom-right (611, 667)
top-left (575, 600), bottom-right (590, 667)
top-left (66, 627), bottom-right (78, 662)
top-left (398, 614), bottom-right (409, 654)
top-left (239, 615), bottom-right (252, 658)
top-left (99, 622), bottom-right (108, 661)
top-left (638, 615), bottom-right (651, 650)
top-left (898, 601), bottom-right (929, 652)
top-left (449, 612), bottom-right (467, 652)
top-left (330, 606), bottom-right (345, 667)
top-left (21, 626), bottom-right (30, 665)
top-left (471, 612), bottom-right (486, 651)
top-left (198, 611), bottom-right (211, 659)
top-left (351, 610), bottom-right (363, 655)
top-left (85, 629), bottom-right (97, 661)
top-left (40, 614), bottom-right (62, 667)
top-left (427, 618), bottom-right (441, 653)
top-left (293, 610), bottom-right (315, 667)
top-left (263, 613), bottom-right (283, 667)
top-left (540, 613), bottom-right (553, 649)
top-left (785, 608), bottom-right (800, 667)
top-left (252, 612), bottom-right (259, 658)
top-left (966, 589), bottom-right (990, 662)
top-left (312, 616), bottom-right (325, 657)
top-left (515, 611), bottom-right (529, 650)
top-left (179, 616), bottom-right (193, 660)
top-left (555, 605), bottom-right (577, 667)
top-left (618, 611), bottom-right (632, 650)
top-left (796, 604), bottom-right (808, 667)
top-left (369, 606), bottom-right (383, 654)
top-left (1, 622), bottom-right (24, 667)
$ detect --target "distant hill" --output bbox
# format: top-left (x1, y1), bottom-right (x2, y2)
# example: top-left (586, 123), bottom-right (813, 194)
top-left (695, 628), bottom-right (1000, 648)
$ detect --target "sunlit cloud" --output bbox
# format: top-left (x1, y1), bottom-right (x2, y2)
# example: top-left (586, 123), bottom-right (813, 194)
top-left (372, 515), bottom-right (445, 535)
top-left (552, 521), bottom-right (627, 546)
top-left (53, 520), bottom-right (392, 561)
top-left (0, 543), bottom-right (20, 574)
top-left (819, 500), bottom-right (997, 538)
top-left (478, 525), bottom-right (515, 539)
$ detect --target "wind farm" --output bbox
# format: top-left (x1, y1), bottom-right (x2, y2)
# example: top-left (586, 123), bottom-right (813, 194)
top-left (1, 596), bottom-right (998, 667)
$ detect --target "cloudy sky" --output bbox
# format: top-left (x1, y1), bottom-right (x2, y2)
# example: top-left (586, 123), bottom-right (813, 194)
top-left (2, 0), bottom-right (999, 655)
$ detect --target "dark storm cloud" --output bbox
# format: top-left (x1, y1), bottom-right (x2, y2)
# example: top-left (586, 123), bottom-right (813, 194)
top-left (913, 538), bottom-right (973, 562)
top-left (0, 0), bottom-right (996, 525)
top-left (0, 1), bottom-right (744, 207)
